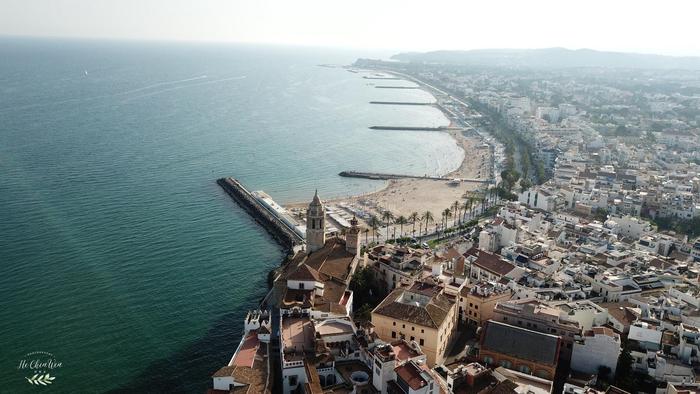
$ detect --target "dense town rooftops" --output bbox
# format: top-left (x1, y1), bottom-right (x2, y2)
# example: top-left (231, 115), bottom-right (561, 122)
top-left (395, 361), bottom-right (428, 391)
top-left (281, 316), bottom-right (315, 362)
top-left (289, 237), bottom-right (356, 282)
top-left (373, 286), bottom-right (454, 328)
top-left (210, 339), bottom-right (269, 394)
top-left (465, 248), bottom-right (516, 276)
top-left (374, 340), bottom-right (422, 363)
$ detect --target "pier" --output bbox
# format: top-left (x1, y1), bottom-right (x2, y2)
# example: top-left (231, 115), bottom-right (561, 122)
top-left (217, 177), bottom-right (305, 249)
top-left (362, 76), bottom-right (400, 80)
top-left (369, 101), bottom-right (434, 106)
top-left (369, 125), bottom-right (446, 132)
top-left (338, 171), bottom-right (489, 183)
top-left (375, 86), bottom-right (420, 89)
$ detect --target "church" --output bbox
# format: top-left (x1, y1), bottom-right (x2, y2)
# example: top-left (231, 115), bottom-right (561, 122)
top-left (276, 190), bottom-right (362, 319)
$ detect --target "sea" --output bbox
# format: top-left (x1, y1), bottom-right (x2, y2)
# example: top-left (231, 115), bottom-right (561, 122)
top-left (0, 37), bottom-right (462, 393)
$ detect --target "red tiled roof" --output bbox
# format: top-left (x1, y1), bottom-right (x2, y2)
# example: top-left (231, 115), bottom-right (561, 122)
top-left (473, 251), bottom-right (515, 276)
top-left (395, 362), bottom-right (427, 390)
top-left (233, 333), bottom-right (260, 368)
top-left (288, 264), bottom-right (323, 282)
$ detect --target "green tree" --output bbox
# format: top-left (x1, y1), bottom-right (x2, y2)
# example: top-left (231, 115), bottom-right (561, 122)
top-left (422, 211), bottom-right (434, 236)
top-left (452, 200), bottom-right (460, 226)
top-left (615, 124), bottom-right (629, 136)
top-left (614, 339), bottom-right (635, 391)
top-left (593, 208), bottom-right (608, 222)
top-left (369, 215), bottom-right (380, 243)
top-left (349, 267), bottom-right (387, 322)
top-left (519, 179), bottom-right (532, 193)
top-left (461, 200), bottom-right (470, 223)
top-left (442, 208), bottom-right (452, 230)
top-left (409, 212), bottom-right (419, 236)
top-left (381, 211), bottom-right (394, 241)
top-left (395, 215), bottom-right (407, 239)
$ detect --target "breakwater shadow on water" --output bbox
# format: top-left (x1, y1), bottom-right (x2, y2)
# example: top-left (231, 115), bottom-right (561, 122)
top-left (105, 276), bottom-right (271, 393)
top-left (107, 182), bottom-right (288, 394)
top-left (105, 310), bottom-right (243, 393)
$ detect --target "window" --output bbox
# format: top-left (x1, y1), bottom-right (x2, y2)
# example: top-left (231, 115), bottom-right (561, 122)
top-left (391, 331), bottom-right (396, 338)
top-left (299, 282), bottom-right (304, 289)
top-left (518, 365), bottom-right (530, 374)
top-left (393, 322), bottom-right (396, 326)
top-left (289, 375), bottom-right (298, 386)
top-left (474, 305), bottom-right (478, 310)
top-left (469, 303), bottom-right (473, 307)
top-left (402, 324), bottom-right (405, 329)
top-left (410, 336), bottom-right (415, 341)
top-left (419, 338), bottom-right (424, 346)
top-left (551, 328), bottom-right (556, 333)
top-left (421, 329), bottom-right (424, 333)
top-left (375, 367), bottom-right (381, 375)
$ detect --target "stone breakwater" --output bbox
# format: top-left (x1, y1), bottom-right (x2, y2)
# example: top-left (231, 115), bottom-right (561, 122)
top-left (217, 177), bottom-right (301, 251)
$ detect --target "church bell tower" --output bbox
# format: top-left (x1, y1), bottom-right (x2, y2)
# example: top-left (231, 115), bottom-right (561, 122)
top-left (306, 190), bottom-right (325, 253)
top-left (346, 215), bottom-right (361, 256)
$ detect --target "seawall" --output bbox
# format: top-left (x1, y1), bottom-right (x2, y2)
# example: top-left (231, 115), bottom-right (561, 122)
top-left (216, 177), bottom-right (301, 251)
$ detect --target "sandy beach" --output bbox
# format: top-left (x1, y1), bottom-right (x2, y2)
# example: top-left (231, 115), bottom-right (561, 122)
top-left (285, 70), bottom-right (494, 237)
top-left (286, 130), bottom-right (492, 236)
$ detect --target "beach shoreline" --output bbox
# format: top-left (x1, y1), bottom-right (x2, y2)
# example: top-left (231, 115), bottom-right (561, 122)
top-left (285, 69), bottom-right (492, 234)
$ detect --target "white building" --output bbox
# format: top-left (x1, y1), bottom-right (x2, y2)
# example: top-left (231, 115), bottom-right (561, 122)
top-left (605, 215), bottom-right (653, 239)
top-left (571, 327), bottom-right (621, 376)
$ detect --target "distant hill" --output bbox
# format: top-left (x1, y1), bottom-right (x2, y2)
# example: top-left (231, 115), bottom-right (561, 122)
top-left (390, 48), bottom-right (700, 69)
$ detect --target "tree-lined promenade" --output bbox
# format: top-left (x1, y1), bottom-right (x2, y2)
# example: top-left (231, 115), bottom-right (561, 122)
top-left (360, 187), bottom-right (501, 247)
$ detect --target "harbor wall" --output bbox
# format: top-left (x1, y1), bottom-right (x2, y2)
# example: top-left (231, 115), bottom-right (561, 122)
top-left (217, 177), bottom-right (302, 251)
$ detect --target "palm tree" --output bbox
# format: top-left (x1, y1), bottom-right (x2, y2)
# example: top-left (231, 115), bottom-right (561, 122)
top-left (381, 211), bottom-right (394, 241)
top-left (395, 215), bottom-right (407, 239)
top-left (421, 211), bottom-right (434, 236)
top-left (452, 200), bottom-right (460, 226)
top-left (364, 228), bottom-right (369, 245)
top-left (409, 212), bottom-right (419, 236)
top-left (442, 208), bottom-right (452, 230)
top-left (461, 200), bottom-right (470, 223)
top-left (468, 197), bottom-right (476, 220)
top-left (369, 215), bottom-right (380, 243)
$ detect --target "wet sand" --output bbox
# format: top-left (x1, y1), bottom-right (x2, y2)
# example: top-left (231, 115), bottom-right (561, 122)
top-left (286, 131), bottom-right (491, 234)
top-left (286, 69), bottom-right (493, 236)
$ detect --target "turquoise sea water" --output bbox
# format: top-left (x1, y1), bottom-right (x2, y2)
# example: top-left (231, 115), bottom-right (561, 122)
top-left (0, 38), bottom-right (460, 393)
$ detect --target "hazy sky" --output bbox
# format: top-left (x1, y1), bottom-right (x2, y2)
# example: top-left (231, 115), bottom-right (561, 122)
top-left (1, 0), bottom-right (699, 56)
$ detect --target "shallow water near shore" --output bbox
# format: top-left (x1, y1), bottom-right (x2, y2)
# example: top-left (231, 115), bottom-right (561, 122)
top-left (0, 38), bottom-right (460, 392)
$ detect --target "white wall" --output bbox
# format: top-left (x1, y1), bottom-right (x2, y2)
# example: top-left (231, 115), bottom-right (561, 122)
top-left (571, 332), bottom-right (621, 375)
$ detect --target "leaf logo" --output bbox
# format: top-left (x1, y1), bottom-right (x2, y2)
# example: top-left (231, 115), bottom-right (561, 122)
top-left (26, 373), bottom-right (56, 386)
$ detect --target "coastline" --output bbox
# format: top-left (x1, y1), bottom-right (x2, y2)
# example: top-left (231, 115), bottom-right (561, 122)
top-left (285, 68), bottom-right (492, 231)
